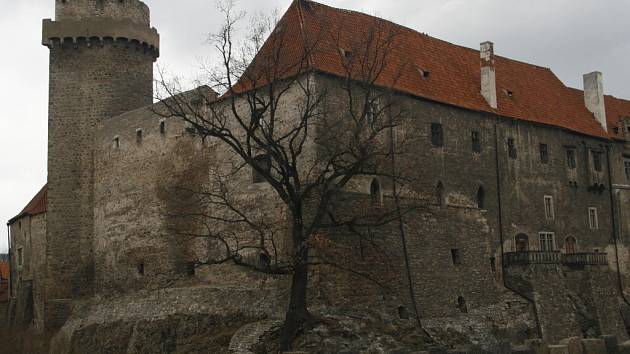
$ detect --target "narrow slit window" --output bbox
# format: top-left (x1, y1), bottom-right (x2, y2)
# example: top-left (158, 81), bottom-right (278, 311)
top-left (137, 262), bottom-right (145, 275)
top-left (544, 195), bottom-right (554, 220)
top-left (113, 136), bottom-right (120, 149)
top-left (592, 151), bottom-right (603, 172)
top-left (471, 131), bottom-right (481, 153)
top-left (370, 178), bottom-right (381, 207)
top-left (136, 129), bottom-right (143, 143)
top-left (477, 186), bottom-right (485, 209)
top-left (566, 148), bottom-right (577, 169)
top-left (436, 181), bottom-right (444, 206)
top-left (539, 144), bottom-right (549, 164)
top-left (159, 119), bottom-right (166, 135)
top-left (588, 207), bottom-right (599, 230)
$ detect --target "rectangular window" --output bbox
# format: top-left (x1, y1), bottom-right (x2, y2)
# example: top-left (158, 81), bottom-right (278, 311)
top-left (431, 123), bottom-right (443, 147)
top-left (539, 232), bottom-right (555, 252)
top-left (588, 207), bottom-right (599, 230)
top-left (624, 158), bottom-right (630, 181)
top-left (136, 129), bottom-right (143, 143)
top-left (539, 144), bottom-right (549, 164)
top-left (507, 138), bottom-right (517, 159)
top-left (159, 119), bottom-right (166, 135)
top-left (544, 195), bottom-right (555, 220)
top-left (471, 131), bottom-right (481, 153)
top-left (366, 100), bottom-right (379, 127)
top-left (566, 148), bottom-right (577, 169)
top-left (592, 151), bottom-right (603, 172)
top-left (451, 249), bottom-right (462, 265)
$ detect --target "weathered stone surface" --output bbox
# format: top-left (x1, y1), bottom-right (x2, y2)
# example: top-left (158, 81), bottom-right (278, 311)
top-left (547, 345), bottom-right (569, 354)
top-left (619, 341), bottom-right (630, 354)
top-left (582, 339), bottom-right (607, 354)
top-left (601, 335), bottom-right (619, 354)
top-left (559, 337), bottom-right (583, 354)
top-left (525, 339), bottom-right (549, 354)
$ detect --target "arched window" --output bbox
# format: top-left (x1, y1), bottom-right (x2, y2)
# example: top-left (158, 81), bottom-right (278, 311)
top-left (565, 237), bottom-right (577, 254)
top-left (515, 234), bottom-right (529, 252)
top-left (477, 186), bottom-right (485, 209)
top-left (370, 178), bottom-right (381, 206)
top-left (436, 181), bottom-right (444, 206)
top-left (457, 296), bottom-right (468, 313)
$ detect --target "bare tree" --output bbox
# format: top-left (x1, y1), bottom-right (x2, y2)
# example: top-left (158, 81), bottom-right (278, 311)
top-left (155, 0), bottom-right (424, 349)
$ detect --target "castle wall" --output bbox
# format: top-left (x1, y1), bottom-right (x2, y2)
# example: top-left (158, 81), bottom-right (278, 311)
top-left (312, 73), bottom-right (627, 342)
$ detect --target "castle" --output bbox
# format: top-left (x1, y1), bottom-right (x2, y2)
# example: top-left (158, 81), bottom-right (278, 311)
top-left (5, 0), bottom-right (630, 352)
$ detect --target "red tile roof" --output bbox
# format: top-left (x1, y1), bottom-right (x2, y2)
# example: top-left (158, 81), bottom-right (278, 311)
top-left (8, 184), bottom-right (48, 224)
top-left (238, 0), bottom-right (630, 139)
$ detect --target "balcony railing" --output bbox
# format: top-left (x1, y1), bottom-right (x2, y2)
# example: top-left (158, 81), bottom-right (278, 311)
top-left (561, 252), bottom-right (608, 266)
top-left (503, 251), bottom-right (608, 267)
top-left (504, 251), bottom-right (561, 265)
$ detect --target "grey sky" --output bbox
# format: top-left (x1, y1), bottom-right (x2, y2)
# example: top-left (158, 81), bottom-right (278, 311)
top-left (1, 0), bottom-right (629, 253)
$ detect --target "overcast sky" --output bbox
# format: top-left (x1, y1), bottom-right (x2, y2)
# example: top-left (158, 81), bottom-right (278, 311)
top-left (1, 0), bottom-right (629, 253)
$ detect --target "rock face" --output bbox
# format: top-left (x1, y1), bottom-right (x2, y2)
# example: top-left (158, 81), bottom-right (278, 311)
top-left (49, 286), bottom-right (287, 354)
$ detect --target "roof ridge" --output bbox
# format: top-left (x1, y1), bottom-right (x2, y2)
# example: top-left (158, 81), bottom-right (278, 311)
top-left (303, 0), bottom-right (553, 72)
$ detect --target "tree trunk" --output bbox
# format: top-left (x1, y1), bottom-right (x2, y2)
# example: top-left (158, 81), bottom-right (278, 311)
top-left (280, 225), bottom-right (311, 351)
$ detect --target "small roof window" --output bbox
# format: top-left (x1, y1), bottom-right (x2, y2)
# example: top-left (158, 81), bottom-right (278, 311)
top-left (417, 67), bottom-right (430, 79)
top-left (502, 89), bottom-right (514, 98)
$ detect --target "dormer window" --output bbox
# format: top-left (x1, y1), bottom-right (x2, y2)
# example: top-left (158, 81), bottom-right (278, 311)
top-left (502, 89), bottom-right (514, 98)
top-left (339, 48), bottom-right (353, 60)
top-left (417, 67), bottom-right (430, 79)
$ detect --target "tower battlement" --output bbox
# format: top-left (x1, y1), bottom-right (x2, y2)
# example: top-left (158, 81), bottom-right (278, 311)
top-left (42, 18), bottom-right (160, 58)
top-left (55, 0), bottom-right (150, 25)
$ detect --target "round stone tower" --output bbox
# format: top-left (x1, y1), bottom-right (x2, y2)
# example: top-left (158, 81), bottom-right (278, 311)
top-left (42, 0), bottom-right (159, 330)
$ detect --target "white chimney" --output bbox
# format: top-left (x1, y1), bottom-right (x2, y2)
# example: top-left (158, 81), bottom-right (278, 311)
top-left (480, 41), bottom-right (497, 109)
top-left (583, 71), bottom-right (607, 132)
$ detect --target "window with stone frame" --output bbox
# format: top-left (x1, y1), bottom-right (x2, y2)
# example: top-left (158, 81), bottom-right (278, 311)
top-left (588, 207), bottom-right (599, 230)
top-left (507, 138), bottom-right (517, 159)
top-left (538, 232), bottom-right (555, 252)
top-left (430, 123), bottom-right (443, 147)
top-left (539, 143), bottom-right (549, 164)
top-left (624, 157), bottom-right (630, 182)
top-left (544, 195), bottom-right (555, 220)
top-left (471, 131), bottom-right (481, 153)
top-left (591, 151), bottom-right (603, 172)
top-left (566, 148), bottom-right (577, 169)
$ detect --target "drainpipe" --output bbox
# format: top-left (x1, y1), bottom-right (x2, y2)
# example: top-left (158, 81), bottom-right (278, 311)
top-left (493, 116), bottom-right (543, 339)
top-left (605, 146), bottom-right (630, 307)
top-left (6, 223), bottom-right (11, 300)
